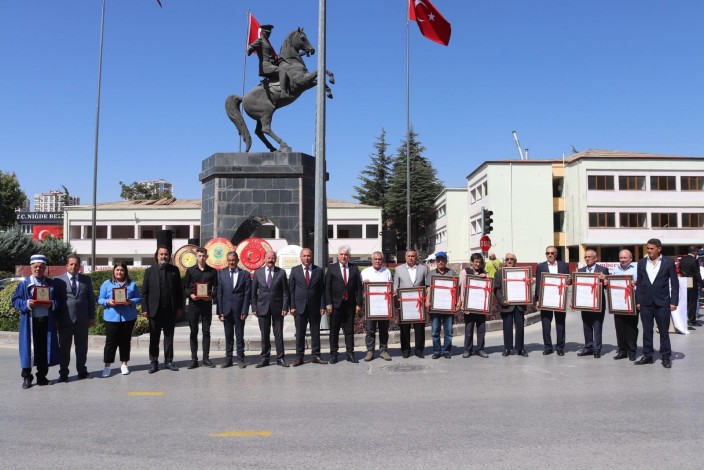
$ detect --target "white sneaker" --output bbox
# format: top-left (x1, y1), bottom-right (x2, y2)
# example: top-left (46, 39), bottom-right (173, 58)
top-left (121, 364), bottom-right (130, 375)
top-left (102, 367), bottom-right (111, 378)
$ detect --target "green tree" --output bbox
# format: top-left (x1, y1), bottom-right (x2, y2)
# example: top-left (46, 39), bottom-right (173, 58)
top-left (386, 128), bottom-right (444, 250)
top-left (0, 226), bottom-right (36, 272)
top-left (119, 181), bottom-right (172, 200)
top-left (353, 128), bottom-right (393, 221)
top-left (0, 171), bottom-right (28, 229)
top-left (37, 236), bottom-right (74, 266)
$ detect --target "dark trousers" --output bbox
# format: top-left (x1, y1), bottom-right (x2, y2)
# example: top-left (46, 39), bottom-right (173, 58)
top-left (614, 313), bottom-right (639, 355)
top-left (149, 310), bottom-right (175, 363)
top-left (686, 286), bottom-right (699, 322)
top-left (540, 310), bottom-right (566, 352)
top-left (640, 303), bottom-right (671, 358)
top-left (400, 323), bottom-right (426, 353)
top-left (295, 310), bottom-right (322, 358)
top-left (187, 304), bottom-right (212, 359)
top-left (23, 317), bottom-right (49, 379)
top-left (501, 308), bottom-right (524, 350)
top-left (581, 311), bottom-right (605, 352)
top-left (330, 300), bottom-right (356, 354)
top-left (463, 313), bottom-right (486, 352)
top-left (258, 313), bottom-right (285, 360)
top-left (223, 314), bottom-right (246, 360)
top-left (366, 319), bottom-right (390, 352)
top-left (103, 320), bottom-right (135, 363)
top-left (59, 320), bottom-right (89, 376)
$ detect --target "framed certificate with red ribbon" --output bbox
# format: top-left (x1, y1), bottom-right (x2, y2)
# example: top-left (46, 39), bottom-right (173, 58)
top-left (194, 282), bottom-right (210, 300)
top-left (571, 273), bottom-right (603, 311)
top-left (32, 286), bottom-right (51, 305)
top-left (539, 273), bottom-right (569, 312)
top-left (463, 275), bottom-right (494, 315)
top-left (397, 287), bottom-right (426, 324)
top-left (606, 275), bottom-right (636, 315)
top-left (502, 267), bottom-right (533, 305)
top-left (364, 282), bottom-right (392, 320)
top-left (428, 275), bottom-right (458, 314)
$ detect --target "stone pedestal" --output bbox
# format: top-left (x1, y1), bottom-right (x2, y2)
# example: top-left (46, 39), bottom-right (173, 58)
top-left (199, 152), bottom-right (318, 250)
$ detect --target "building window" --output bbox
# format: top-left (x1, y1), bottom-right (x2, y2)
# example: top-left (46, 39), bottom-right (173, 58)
top-left (620, 213), bottom-right (647, 228)
top-left (682, 213), bottom-right (704, 228)
top-left (552, 177), bottom-right (564, 197)
top-left (483, 181), bottom-right (488, 196)
top-left (471, 220), bottom-right (479, 235)
top-left (587, 175), bottom-right (614, 190)
top-left (170, 225), bottom-right (190, 238)
top-left (365, 224), bottom-right (379, 239)
top-left (111, 226), bottom-right (134, 239)
top-left (553, 211), bottom-right (565, 232)
top-left (588, 212), bottom-right (615, 228)
top-left (651, 213), bottom-right (677, 228)
top-left (85, 225), bottom-right (108, 239)
top-left (650, 176), bottom-right (676, 191)
top-left (327, 225), bottom-right (334, 238)
top-left (470, 189), bottom-right (477, 203)
top-left (337, 224), bottom-right (363, 238)
top-left (681, 176), bottom-right (704, 191)
top-left (618, 176), bottom-right (645, 190)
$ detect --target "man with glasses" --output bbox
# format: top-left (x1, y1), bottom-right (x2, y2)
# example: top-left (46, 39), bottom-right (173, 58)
top-left (534, 246), bottom-right (571, 356)
top-left (610, 249), bottom-right (638, 361)
top-left (361, 251), bottom-right (393, 361)
top-left (325, 245), bottom-right (363, 364)
top-left (494, 253), bottom-right (528, 357)
top-left (576, 249), bottom-right (609, 358)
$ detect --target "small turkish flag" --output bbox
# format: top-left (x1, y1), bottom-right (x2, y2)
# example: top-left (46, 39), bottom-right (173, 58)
top-left (408, 0), bottom-right (451, 46)
top-left (248, 13), bottom-right (261, 46)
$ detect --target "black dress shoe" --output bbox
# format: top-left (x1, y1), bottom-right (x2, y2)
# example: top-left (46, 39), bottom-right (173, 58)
top-left (415, 350), bottom-right (425, 359)
top-left (477, 350), bottom-right (488, 358)
top-left (329, 353), bottom-right (339, 364)
top-left (556, 350), bottom-right (564, 356)
top-left (148, 362), bottom-right (159, 374)
top-left (577, 349), bottom-right (593, 357)
top-left (346, 353), bottom-right (359, 364)
top-left (292, 358), bottom-right (304, 367)
top-left (502, 349), bottom-right (511, 357)
top-left (77, 372), bottom-right (93, 379)
top-left (187, 359), bottom-right (199, 369)
top-left (202, 359), bottom-right (216, 368)
top-left (634, 356), bottom-right (653, 365)
top-left (613, 352), bottom-right (628, 360)
top-left (443, 352), bottom-right (451, 359)
top-left (432, 353), bottom-right (441, 359)
top-left (164, 362), bottom-right (179, 371)
top-left (462, 351), bottom-right (471, 358)
top-left (518, 350), bottom-right (529, 357)
top-left (36, 376), bottom-right (49, 386)
top-left (402, 350), bottom-right (411, 359)
top-left (22, 377), bottom-right (32, 389)
top-left (57, 375), bottom-right (69, 383)
top-left (543, 349), bottom-right (553, 356)
top-left (255, 359), bottom-right (270, 368)
top-left (237, 361), bottom-right (247, 369)
top-left (312, 356), bottom-right (328, 364)
top-left (276, 358), bottom-right (290, 368)
top-left (593, 351), bottom-right (601, 359)
top-left (628, 352), bottom-right (636, 361)
top-left (220, 358), bottom-right (233, 369)
top-left (662, 357), bottom-right (672, 368)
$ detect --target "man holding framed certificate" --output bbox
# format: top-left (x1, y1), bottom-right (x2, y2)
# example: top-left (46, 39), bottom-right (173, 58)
top-left (361, 252), bottom-right (393, 362)
top-left (574, 249), bottom-right (609, 358)
top-left (184, 247), bottom-right (218, 369)
top-left (534, 246), bottom-right (571, 356)
top-left (608, 249), bottom-right (638, 361)
top-left (457, 253), bottom-right (490, 358)
top-left (393, 249), bottom-right (428, 359)
top-left (424, 252), bottom-right (457, 359)
top-left (494, 253), bottom-right (530, 357)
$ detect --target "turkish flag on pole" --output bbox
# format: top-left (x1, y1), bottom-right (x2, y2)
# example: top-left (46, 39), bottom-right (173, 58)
top-left (408, 0), bottom-right (452, 46)
top-left (247, 12), bottom-right (261, 46)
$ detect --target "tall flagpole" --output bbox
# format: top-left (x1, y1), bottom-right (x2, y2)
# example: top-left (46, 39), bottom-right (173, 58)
top-left (90, 0), bottom-right (106, 270)
top-left (314, 0), bottom-right (327, 267)
top-left (240, 11), bottom-right (250, 153)
top-left (405, 2), bottom-right (411, 250)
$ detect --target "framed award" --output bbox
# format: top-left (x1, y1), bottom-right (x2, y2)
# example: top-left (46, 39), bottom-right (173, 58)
top-left (501, 266), bottom-right (533, 305)
top-left (364, 282), bottom-right (392, 320)
top-left (462, 275), bottom-right (494, 315)
top-left (428, 275), bottom-right (458, 314)
top-left (571, 272), bottom-right (603, 311)
top-left (538, 273), bottom-right (569, 312)
top-left (397, 287), bottom-right (426, 324)
top-left (32, 286), bottom-right (51, 305)
top-left (606, 275), bottom-right (636, 315)
top-left (194, 282), bottom-right (210, 300)
top-left (112, 287), bottom-right (128, 305)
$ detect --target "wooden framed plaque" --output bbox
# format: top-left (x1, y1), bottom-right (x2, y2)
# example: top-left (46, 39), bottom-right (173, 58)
top-left (397, 287), bottom-right (426, 324)
top-left (462, 275), bottom-right (494, 315)
top-left (112, 287), bottom-right (128, 305)
top-left (501, 266), bottom-right (533, 305)
top-left (571, 272), bottom-right (603, 311)
top-left (538, 273), bottom-right (569, 312)
top-left (606, 275), bottom-right (636, 315)
top-left (428, 275), bottom-right (458, 314)
top-left (32, 286), bottom-right (51, 305)
top-left (194, 282), bottom-right (210, 300)
top-left (364, 282), bottom-right (392, 320)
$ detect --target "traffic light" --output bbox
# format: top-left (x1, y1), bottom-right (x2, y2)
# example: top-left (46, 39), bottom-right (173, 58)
top-left (481, 207), bottom-right (494, 235)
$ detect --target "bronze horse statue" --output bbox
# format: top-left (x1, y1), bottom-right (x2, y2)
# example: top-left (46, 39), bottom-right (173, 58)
top-left (226, 28), bottom-right (334, 153)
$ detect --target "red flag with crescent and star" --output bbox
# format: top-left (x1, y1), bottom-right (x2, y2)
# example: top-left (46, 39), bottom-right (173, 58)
top-left (408, 0), bottom-right (451, 46)
top-left (248, 12), bottom-right (261, 46)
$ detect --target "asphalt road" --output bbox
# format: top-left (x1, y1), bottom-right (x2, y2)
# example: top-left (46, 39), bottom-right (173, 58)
top-left (1, 311), bottom-right (703, 469)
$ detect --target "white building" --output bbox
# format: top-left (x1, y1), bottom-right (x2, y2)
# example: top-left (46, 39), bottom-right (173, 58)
top-left (427, 188), bottom-right (469, 262)
top-left (34, 190), bottom-right (80, 212)
top-left (139, 179), bottom-right (174, 196)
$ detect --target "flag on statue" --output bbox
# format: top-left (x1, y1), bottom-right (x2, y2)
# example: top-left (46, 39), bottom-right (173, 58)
top-left (408, 0), bottom-right (452, 46)
top-left (248, 12), bottom-right (261, 46)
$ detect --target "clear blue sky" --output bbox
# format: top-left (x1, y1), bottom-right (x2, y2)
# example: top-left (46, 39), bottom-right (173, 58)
top-left (2, 1), bottom-right (703, 208)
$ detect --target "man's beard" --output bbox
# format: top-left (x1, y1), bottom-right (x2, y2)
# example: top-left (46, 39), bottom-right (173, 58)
top-left (158, 259), bottom-right (168, 266)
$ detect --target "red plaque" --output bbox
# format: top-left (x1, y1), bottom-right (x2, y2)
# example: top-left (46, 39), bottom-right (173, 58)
top-left (236, 237), bottom-right (273, 272)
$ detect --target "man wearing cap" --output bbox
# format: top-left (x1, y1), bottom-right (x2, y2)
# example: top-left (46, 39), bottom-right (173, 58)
top-left (494, 253), bottom-right (528, 357)
top-left (424, 252), bottom-right (457, 359)
top-left (361, 251), bottom-right (393, 362)
top-left (247, 24), bottom-right (291, 99)
top-left (678, 245), bottom-right (703, 326)
top-left (12, 254), bottom-right (61, 389)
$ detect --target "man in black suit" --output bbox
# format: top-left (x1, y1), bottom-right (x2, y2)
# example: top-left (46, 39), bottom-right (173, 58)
top-left (534, 246), bottom-right (571, 356)
top-left (679, 245), bottom-right (703, 326)
top-left (216, 251), bottom-right (251, 369)
top-left (289, 248), bottom-right (327, 366)
top-left (252, 251), bottom-right (290, 368)
top-left (635, 238), bottom-right (679, 368)
top-left (325, 245), bottom-right (363, 364)
top-left (55, 254), bottom-right (95, 382)
top-left (575, 249), bottom-right (609, 358)
top-left (142, 246), bottom-right (184, 373)
top-left (494, 253), bottom-right (528, 357)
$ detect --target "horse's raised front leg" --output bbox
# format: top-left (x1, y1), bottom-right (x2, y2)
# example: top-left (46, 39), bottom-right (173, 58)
top-left (325, 69), bottom-right (335, 85)
top-left (260, 115), bottom-right (292, 153)
top-left (255, 119), bottom-right (277, 153)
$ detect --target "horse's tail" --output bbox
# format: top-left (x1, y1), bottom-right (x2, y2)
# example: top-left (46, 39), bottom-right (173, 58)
top-left (225, 95), bottom-right (252, 152)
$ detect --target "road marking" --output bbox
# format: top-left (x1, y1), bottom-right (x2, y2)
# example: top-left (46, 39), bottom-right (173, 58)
top-left (127, 391), bottom-right (164, 396)
top-left (209, 431), bottom-right (272, 437)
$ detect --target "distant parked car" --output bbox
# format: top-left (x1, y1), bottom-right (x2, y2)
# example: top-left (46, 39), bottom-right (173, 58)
top-left (0, 277), bottom-right (23, 291)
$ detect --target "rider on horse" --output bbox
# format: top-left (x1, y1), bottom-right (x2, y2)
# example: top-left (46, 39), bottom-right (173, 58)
top-left (247, 24), bottom-right (291, 99)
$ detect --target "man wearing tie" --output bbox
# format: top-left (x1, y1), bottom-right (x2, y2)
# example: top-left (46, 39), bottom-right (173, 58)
top-left (55, 255), bottom-right (95, 382)
top-left (635, 238), bottom-right (679, 368)
top-left (575, 249), bottom-right (609, 358)
top-left (534, 246), bottom-right (571, 356)
top-left (252, 251), bottom-right (290, 368)
top-left (216, 251), bottom-right (251, 369)
top-left (325, 245), bottom-right (363, 364)
top-left (393, 249), bottom-right (429, 358)
top-left (289, 248), bottom-right (327, 366)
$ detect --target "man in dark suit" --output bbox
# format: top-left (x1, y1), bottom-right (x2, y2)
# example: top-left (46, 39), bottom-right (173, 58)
top-left (534, 246), bottom-right (571, 356)
top-left (325, 245), bottom-right (363, 364)
top-left (55, 254), bottom-right (95, 382)
top-left (216, 251), bottom-right (251, 369)
top-left (142, 246), bottom-right (184, 373)
top-left (494, 253), bottom-right (528, 357)
top-left (289, 248), bottom-right (327, 366)
top-left (679, 245), bottom-right (703, 326)
top-left (393, 249), bottom-right (428, 358)
top-left (635, 238), bottom-right (679, 368)
top-left (575, 249), bottom-right (609, 358)
top-left (252, 251), bottom-right (290, 368)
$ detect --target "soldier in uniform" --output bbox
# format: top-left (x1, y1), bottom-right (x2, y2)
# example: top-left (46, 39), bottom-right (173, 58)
top-left (247, 24), bottom-right (291, 99)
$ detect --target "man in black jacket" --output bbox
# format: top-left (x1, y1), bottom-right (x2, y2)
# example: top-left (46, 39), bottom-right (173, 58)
top-left (679, 245), bottom-right (703, 326)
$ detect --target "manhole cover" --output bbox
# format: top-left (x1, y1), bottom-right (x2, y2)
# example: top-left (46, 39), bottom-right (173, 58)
top-left (380, 362), bottom-right (428, 373)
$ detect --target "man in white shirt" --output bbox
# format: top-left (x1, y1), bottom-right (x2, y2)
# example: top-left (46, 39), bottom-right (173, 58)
top-left (610, 250), bottom-right (638, 361)
top-left (361, 251), bottom-right (393, 362)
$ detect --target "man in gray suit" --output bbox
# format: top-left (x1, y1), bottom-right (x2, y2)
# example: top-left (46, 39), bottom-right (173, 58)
top-left (393, 249), bottom-right (429, 358)
top-left (55, 255), bottom-right (95, 382)
top-left (251, 251), bottom-right (290, 368)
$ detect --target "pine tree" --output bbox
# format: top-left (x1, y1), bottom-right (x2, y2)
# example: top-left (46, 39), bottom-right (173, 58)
top-left (0, 171), bottom-right (28, 230)
top-left (353, 129), bottom-right (393, 221)
top-left (386, 128), bottom-right (444, 250)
